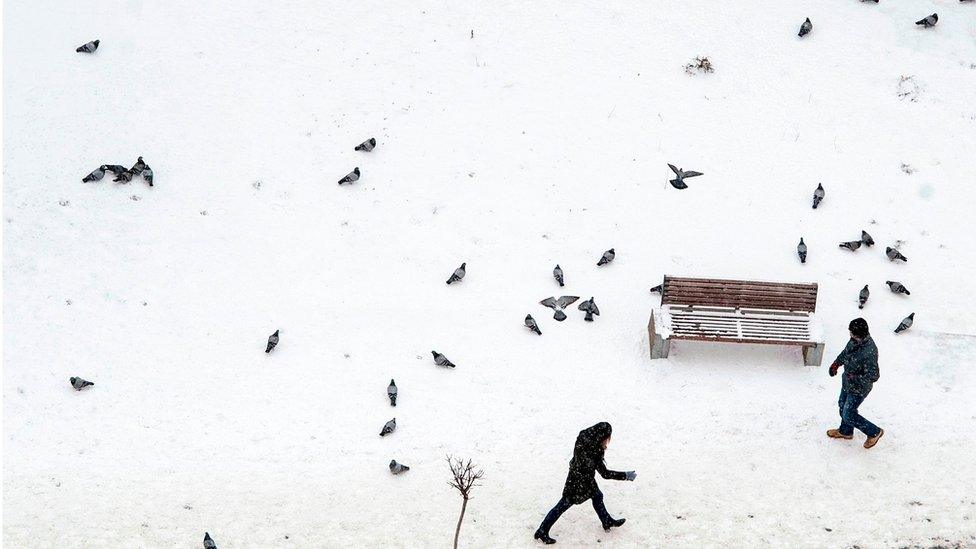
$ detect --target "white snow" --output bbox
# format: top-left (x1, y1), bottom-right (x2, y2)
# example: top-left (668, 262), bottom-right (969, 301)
top-left (4, 1), bottom-right (976, 547)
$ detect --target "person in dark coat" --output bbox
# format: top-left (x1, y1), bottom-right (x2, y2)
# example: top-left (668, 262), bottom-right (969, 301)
top-left (534, 422), bottom-right (635, 544)
top-left (827, 318), bottom-right (884, 448)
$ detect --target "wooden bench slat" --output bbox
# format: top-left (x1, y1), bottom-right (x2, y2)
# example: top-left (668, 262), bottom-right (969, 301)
top-left (664, 276), bottom-right (819, 290)
top-left (669, 334), bottom-right (814, 346)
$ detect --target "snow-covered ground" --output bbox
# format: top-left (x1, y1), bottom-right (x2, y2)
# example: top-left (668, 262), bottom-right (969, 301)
top-left (4, 1), bottom-right (976, 547)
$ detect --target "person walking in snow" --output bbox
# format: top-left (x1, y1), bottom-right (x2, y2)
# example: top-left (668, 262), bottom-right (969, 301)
top-left (534, 422), bottom-right (635, 544)
top-left (827, 318), bottom-right (884, 448)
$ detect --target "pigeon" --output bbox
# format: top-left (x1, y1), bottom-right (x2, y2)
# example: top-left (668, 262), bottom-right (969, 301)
top-left (553, 264), bottom-right (564, 287)
top-left (76, 40), bottom-right (99, 53)
top-left (667, 164), bottom-right (703, 189)
top-left (797, 238), bottom-right (807, 263)
top-left (798, 18), bottom-right (813, 37)
top-left (69, 377), bottom-right (94, 390)
top-left (142, 166), bottom-right (153, 186)
top-left (649, 284), bottom-right (663, 294)
top-left (860, 230), bottom-right (875, 247)
top-left (355, 138), bottom-right (376, 152)
top-left (524, 314), bottom-right (542, 335)
top-left (387, 379), bottom-right (397, 406)
top-left (858, 285), bottom-right (870, 309)
top-left (379, 418), bottom-right (396, 437)
top-left (839, 240), bottom-right (862, 251)
top-left (540, 296), bottom-right (579, 321)
top-left (446, 263), bottom-right (466, 285)
top-left (203, 532), bottom-right (217, 549)
top-left (597, 248), bottom-right (615, 266)
top-left (916, 13), bottom-right (938, 27)
top-left (886, 281), bottom-right (911, 295)
top-left (431, 351), bottom-right (456, 368)
top-left (861, 0), bottom-right (879, 3)
top-left (895, 313), bottom-right (915, 333)
top-left (265, 330), bottom-right (279, 353)
top-left (82, 166), bottom-right (107, 183)
top-left (578, 297), bottom-right (600, 322)
top-left (130, 156), bottom-right (147, 175)
top-left (113, 169), bottom-right (135, 183)
top-left (389, 460), bottom-right (410, 475)
top-left (886, 247), bottom-right (908, 262)
top-left (338, 167), bottom-right (360, 185)
top-left (104, 165), bottom-right (127, 175)
top-left (812, 184), bottom-right (825, 209)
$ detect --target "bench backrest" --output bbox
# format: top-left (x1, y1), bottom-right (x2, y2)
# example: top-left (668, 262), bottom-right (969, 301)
top-left (660, 276), bottom-right (818, 313)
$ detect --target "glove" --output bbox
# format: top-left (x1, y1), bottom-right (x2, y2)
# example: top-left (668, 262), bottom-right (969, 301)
top-left (829, 362), bottom-right (839, 377)
top-left (625, 471), bottom-right (637, 481)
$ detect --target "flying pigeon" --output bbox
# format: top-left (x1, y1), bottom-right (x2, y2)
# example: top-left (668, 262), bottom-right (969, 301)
top-left (860, 230), bottom-right (875, 247)
top-left (553, 265), bottom-right (564, 287)
top-left (104, 165), bottom-right (127, 175)
top-left (839, 240), bottom-right (862, 251)
top-left (446, 263), bottom-right (466, 285)
top-left (379, 418), bottom-right (397, 437)
top-left (355, 138), bottom-right (376, 152)
top-left (798, 18), bottom-right (813, 37)
top-left (886, 247), bottom-right (908, 262)
top-left (578, 297), bottom-right (600, 322)
top-left (387, 379), bottom-right (397, 407)
top-left (859, 285), bottom-right (870, 309)
top-left (812, 184), bottom-right (825, 209)
top-left (916, 13), bottom-right (938, 27)
top-left (597, 248), bottom-right (615, 266)
top-left (540, 296), bottom-right (579, 321)
top-left (82, 166), bottom-right (107, 183)
top-left (649, 284), bottom-right (663, 294)
top-left (113, 169), bottom-right (135, 183)
top-left (667, 164), bottom-right (703, 189)
top-left (895, 313), bottom-right (915, 333)
top-left (338, 167), bottom-right (360, 185)
top-left (203, 532), bottom-right (217, 549)
top-left (389, 460), bottom-right (410, 475)
top-left (797, 238), bottom-right (807, 263)
top-left (142, 166), bottom-right (153, 186)
top-left (130, 156), bottom-right (147, 175)
top-left (69, 377), bottom-right (94, 390)
top-left (886, 281), bottom-right (911, 295)
top-left (431, 351), bottom-right (456, 368)
top-left (265, 330), bottom-right (279, 353)
top-left (76, 40), bottom-right (99, 53)
top-left (524, 314), bottom-right (542, 335)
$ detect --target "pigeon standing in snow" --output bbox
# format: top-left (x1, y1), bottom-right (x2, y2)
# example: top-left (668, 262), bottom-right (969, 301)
top-left (379, 418), bottom-right (397, 436)
top-left (104, 165), bottom-right (127, 176)
top-left (203, 532), bottom-right (217, 549)
top-left (338, 167), bottom-right (360, 185)
top-left (389, 460), bottom-right (410, 474)
top-left (916, 13), bottom-right (938, 27)
top-left (797, 238), bottom-right (807, 263)
top-left (540, 296), bottom-right (579, 321)
top-left (667, 164), bottom-right (703, 189)
top-left (265, 330), bottom-right (279, 353)
top-left (69, 377), bottom-right (94, 390)
top-left (861, 230), bottom-right (875, 247)
top-left (142, 165), bottom-right (153, 186)
top-left (130, 156), bottom-right (147, 175)
top-left (82, 166), bottom-right (106, 183)
top-left (798, 18), bottom-right (813, 37)
top-left (553, 265), bottom-right (564, 287)
top-left (649, 284), bottom-right (663, 294)
top-left (355, 138), bottom-right (376, 152)
top-left (113, 169), bottom-right (134, 183)
top-left (387, 379), bottom-right (397, 406)
top-left (446, 263), bottom-right (466, 285)
top-left (886, 247), bottom-right (908, 262)
top-left (895, 313), bottom-right (915, 333)
top-left (859, 285), bottom-right (870, 309)
top-left (812, 184), bottom-right (825, 209)
top-left (432, 351), bottom-right (456, 368)
top-left (76, 40), bottom-right (99, 53)
top-left (839, 240), bottom-right (862, 251)
top-left (886, 281), bottom-right (911, 295)
top-left (597, 248), bottom-right (615, 266)
top-left (578, 297), bottom-right (600, 322)
top-left (524, 314), bottom-right (542, 335)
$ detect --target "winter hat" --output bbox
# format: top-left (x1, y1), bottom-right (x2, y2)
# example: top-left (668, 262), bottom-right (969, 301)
top-left (849, 317), bottom-right (869, 338)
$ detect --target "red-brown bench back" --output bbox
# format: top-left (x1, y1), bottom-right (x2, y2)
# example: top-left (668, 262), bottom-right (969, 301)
top-left (661, 276), bottom-right (818, 313)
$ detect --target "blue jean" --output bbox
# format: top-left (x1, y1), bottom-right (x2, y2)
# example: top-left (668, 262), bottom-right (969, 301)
top-left (539, 488), bottom-right (612, 534)
top-left (838, 389), bottom-right (881, 437)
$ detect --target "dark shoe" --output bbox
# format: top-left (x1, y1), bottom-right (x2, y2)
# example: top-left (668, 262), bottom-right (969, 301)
top-left (603, 518), bottom-right (626, 531)
top-left (864, 428), bottom-right (884, 449)
top-left (826, 429), bottom-right (853, 440)
top-left (534, 529), bottom-right (556, 544)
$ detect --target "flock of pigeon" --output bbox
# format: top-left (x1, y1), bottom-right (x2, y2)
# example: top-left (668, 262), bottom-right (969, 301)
top-left (81, 157), bottom-right (153, 186)
top-left (795, 5), bottom-right (973, 39)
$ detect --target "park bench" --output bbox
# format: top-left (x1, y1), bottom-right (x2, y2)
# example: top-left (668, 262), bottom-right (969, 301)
top-left (648, 276), bottom-right (825, 366)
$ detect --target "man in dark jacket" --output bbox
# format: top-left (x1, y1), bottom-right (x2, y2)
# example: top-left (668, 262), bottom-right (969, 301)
top-left (534, 422), bottom-right (636, 544)
top-left (827, 318), bottom-right (884, 449)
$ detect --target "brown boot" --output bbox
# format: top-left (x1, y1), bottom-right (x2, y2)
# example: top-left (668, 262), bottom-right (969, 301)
top-left (826, 429), bottom-right (853, 440)
top-left (864, 428), bottom-right (884, 449)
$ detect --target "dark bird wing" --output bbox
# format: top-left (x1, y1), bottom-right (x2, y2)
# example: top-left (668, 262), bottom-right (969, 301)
top-left (682, 170), bottom-right (703, 178)
top-left (556, 296), bottom-right (579, 308)
top-left (540, 297), bottom-right (557, 309)
top-left (667, 163), bottom-right (680, 175)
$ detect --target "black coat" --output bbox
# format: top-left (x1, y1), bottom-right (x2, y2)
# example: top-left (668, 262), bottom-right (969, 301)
top-left (835, 335), bottom-right (880, 395)
top-left (561, 422), bottom-right (627, 504)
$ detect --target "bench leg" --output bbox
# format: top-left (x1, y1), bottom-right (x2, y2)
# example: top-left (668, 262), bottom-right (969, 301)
top-left (650, 334), bottom-right (671, 359)
top-left (803, 343), bottom-right (825, 367)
